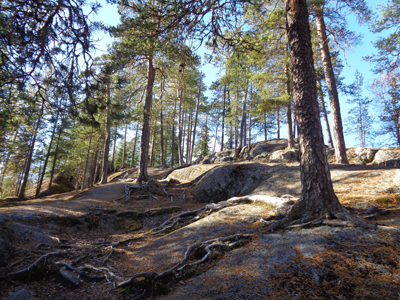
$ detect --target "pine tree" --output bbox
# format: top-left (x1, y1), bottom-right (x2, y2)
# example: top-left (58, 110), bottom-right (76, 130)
top-left (345, 70), bottom-right (373, 147)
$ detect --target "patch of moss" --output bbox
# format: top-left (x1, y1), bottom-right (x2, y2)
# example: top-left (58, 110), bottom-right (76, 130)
top-left (84, 215), bottom-right (99, 229)
top-left (0, 200), bottom-right (18, 207)
top-left (125, 220), bottom-right (143, 231)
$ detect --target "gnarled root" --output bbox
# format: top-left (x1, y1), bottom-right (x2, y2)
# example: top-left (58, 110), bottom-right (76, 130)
top-left (117, 233), bottom-right (252, 289)
top-left (267, 198), bottom-right (377, 232)
top-left (151, 195), bottom-right (297, 235)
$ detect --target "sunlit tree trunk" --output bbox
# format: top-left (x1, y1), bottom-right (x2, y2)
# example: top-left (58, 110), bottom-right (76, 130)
top-left (19, 99), bottom-right (44, 199)
top-left (101, 77), bottom-right (112, 184)
top-left (314, 3), bottom-right (348, 163)
top-left (137, 57), bottom-right (156, 182)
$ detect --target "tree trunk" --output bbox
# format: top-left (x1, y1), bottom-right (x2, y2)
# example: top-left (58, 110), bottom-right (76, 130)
top-left (317, 78), bottom-right (334, 148)
top-left (264, 113), bottom-right (268, 141)
top-left (177, 86), bottom-right (184, 166)
top-left (213, 117), bottom-right (219, 152)
top-left (248, 82), bottom-right (252, 149)
top-left (48, 130), bottom-right (62, 191)
top-left (131, 123), bottom-right (139, 168)
top-left (160, 78), bottom-right (165, 166)
top-left (122, 123), bottom-right (128, 168)
top-left (35, 110), bottom-right (59, 198)
top-left (221, 83), bottom-right (226, 152)
top-left (276, 107), bottom-right (280, 139)
top-left (80, 129), bottom-right (93, 191)
top-left (269, 0), bottom-right (364, 230)
top-left (0, 128), bottom-right (19, 197)
top-left (285, 53), bottom-right (295, 149)
top-left (111, 126), bottom-right (117, 172)
top-left (314, 3), bottom-right (348, 164)
top-left (18, 99), bottom-right (44, 199)
top-left (137, 57), bottom-right (156, 182)
top-left (101, 77), bottom-right (112, 184)
top-left (171, 94), bottom-right (177, 167)
top-left (190, 78), bottom-right (201, 163)
top-left (149, 131), bottom-right (155, 167)
top-left (239, 80), bottom-right (248, 148)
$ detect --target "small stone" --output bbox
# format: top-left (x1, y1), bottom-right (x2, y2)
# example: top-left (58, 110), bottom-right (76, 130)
top-left (5, 288), bottom-right (33, 300)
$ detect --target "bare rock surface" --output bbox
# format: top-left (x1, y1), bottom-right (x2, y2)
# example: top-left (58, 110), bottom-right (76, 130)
top-left (160, 226), bottom-right (400, 300)
top-left (372, 149), bottom-right (400, 166)
top-left (125, 205), bottom-right (269, 273)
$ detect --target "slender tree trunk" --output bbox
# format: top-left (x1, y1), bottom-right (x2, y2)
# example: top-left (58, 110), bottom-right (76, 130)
top-left (239, 80), bottom-right (248, 148)
top-left (190, 78), bottom-right (201, 163)
top-left (137, 57), bottom-right (156, 183)
top-left (228, 87), bottom-right (233, 149)
top-left (19, 99), bottom-right (44, 199)
top-left (0, 128), bottom-right (19, 197)
top-left (149, 131), bottom-right (155, 167)
top-left (317, 78), bottom-right (334, 148)
top-left (131, 123), bottom-right (139, 168)
top-left (101, 77), bottom-right (112, 184)
top-left (285, 54), bottom-right (295, 149)
top-left (204, 112), bottom-right (209, 156)
top-left (48, 136), bottom-right (61, 190)
top-left (248, 82), bottom-right (252, 149)
top-left (122, 123), bottom-right (128, 168)
top-left (314, 3), bottom-right (348, 164)
top-left (186, 110), bottom-right (192, 161)
top-left (177, 86), bottom-right (184, 166)
top-left (159, 78), bottom-right (165, 166)
top-left (221, 83), bottom-right (226, 152)
top-left (213, 117), bottom-right (219, 153)
top-left (90, 146), bottom-right (99, 187)
top-left (234, 89), bottom-right (239, 149)
top-left (111, 126), bottom-right (117, 172)
top-left (171, 94), bottom-right (177, 167)
top-left (35, 110), bottom-right (60, 198)
top-left (264, 113), bottom-right (268, 141)
top-left (276, 107), bottom-right (280, 139)
top-left (81, 129), bottom-right (93, 191)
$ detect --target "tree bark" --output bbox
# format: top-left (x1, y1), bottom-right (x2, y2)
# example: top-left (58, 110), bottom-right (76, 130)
top-left (269, 0), bottom-right (360, 230)
top-left (317, 78), bottom-right (334, 148)
top-left (111, 126), bottom-right (117, 172)
top-left (18, 99), bottom-right (44, 199)
top-left (248, 82), bottom-right (252, 149)
top-left (314, 3), bottom-right (348, 163)
top-left (159, 78), bottom-right (165, 166)
top-left (177, 86), bottom-right (184, 166)
top-left (285, 52), bottom-right (295, 149)
top-left (137, 57), bottom-right (156, 183)
top-left (0, 128), bottom-right (19, 198)
top-left (221, 82), bottom-right (226, 152)
top-left (130, 123), bottom-right (139, 168)
top-left (190, 77), bottom-right (201, 163)
top-left (101, 77), bottom-right (112, 184)
top-left (80, 128), bottom-right (93, 191)
top-left (122, 123), bottom-right (128, 168)
top-left (35, 109), bottom-right (59, 198)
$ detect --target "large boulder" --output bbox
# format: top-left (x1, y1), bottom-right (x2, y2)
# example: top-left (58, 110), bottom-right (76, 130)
top-left (372, 149), bottom-right (400, 166)
top-left (26, 173), bottom-right (75, 197)
top-left (269, 149), bottom-right (300, 162)
top-left (346, 148), bottom-right (378, 165)
top-left (192, 163), bottom-right (271, 203)
top-left (0, 238), bottom-right (15, 267)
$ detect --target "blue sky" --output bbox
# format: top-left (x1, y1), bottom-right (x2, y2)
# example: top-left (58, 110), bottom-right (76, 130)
top-left (92, 0), bottom-right (390, 148)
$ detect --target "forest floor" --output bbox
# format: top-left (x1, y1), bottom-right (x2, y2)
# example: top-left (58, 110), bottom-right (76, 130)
top-left (1, 163), bottom-right (400, 299)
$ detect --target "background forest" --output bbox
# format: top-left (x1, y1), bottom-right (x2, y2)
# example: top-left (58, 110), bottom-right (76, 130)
top-left (1, 0), bottom-right (400, 199)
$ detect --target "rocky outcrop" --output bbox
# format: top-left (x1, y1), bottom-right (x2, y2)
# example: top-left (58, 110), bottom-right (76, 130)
top-left (26, 173), bottom-right (75, 198)
top-left (200, 139), bottom-right (299, 164)
top-left (0, 238), bottom-right (15, 267)
top-left (201, 139), bottom-right (400, 167)
top-left (372, 149), bottom-right (400, 166)
top-left (192, 163), bottom-right (272, 203)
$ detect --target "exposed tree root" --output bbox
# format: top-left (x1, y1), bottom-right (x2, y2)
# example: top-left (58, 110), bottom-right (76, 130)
top-left (117, 234), bottom-right (252, 288)
top-left (151, 195), bottom-right (297, 235)
top-left (266, 198), bottom-right (377, 232)
top-left (8, 251), bottom-right (67, 279)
